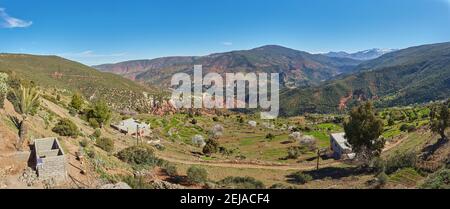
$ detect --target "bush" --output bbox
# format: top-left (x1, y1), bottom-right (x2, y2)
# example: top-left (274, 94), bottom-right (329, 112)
top-left (0, 73), bottom-right (8, 109)
top-left (400, 124), bottom-right (416, 132)
top-left (52, 119), bottom-right (79, 137)
top-left (86, 100), bottom-right (112, 128)
top-left (218, 176), bottom-right (265, 189)
top-left (290, 171), bottom-right (313, 184)
top-left (79, 138), bottom-right (89, 147)
top-left (190, 118), bottom-right (197, 125)
top-left (92, 128), bottom-right (102, 138)
top-left (421, 169), bottom-right (450, 189)
top-left (287, 146), bottom-right (306, 159)
top-left (96, 137), bottom-right (114, 152)
top-left (203, 139), bottom-right (219, 155)
top-left (116, 146), bottom-right (160, 167)
top-left (270, 183), bottom-right (296, 189)
top-left (89, 118), bottom-right (100, 129)
top-left (70, 93), bottom-right (84, 111)
top-left (212, 117), bottom-right (219, 122)
top-left (374, 172), bottom-right (389, 188)
top-left (265, 133), bottom-right (275, 141)
top-left (163, 164), bottom-right (178, 176)
top-left (385, 151), bottom-right (417, 174)
top-left (187, 166), bottom-right (208, 184)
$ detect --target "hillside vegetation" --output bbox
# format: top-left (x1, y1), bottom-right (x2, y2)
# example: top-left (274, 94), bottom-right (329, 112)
top-left (0, 54), bottom-right (156, 112)
top-left (280, 42), bottom-right (450, 115)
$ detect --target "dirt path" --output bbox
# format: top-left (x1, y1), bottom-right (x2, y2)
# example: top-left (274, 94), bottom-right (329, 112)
top-left (156, 154), bottom-right (342, 171)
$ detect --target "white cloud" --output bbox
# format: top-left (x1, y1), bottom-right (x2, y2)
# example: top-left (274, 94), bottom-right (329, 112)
top-left (0, 8), bottom-right (32, 28)
top-left (221, 42), bottom-right (233, 46)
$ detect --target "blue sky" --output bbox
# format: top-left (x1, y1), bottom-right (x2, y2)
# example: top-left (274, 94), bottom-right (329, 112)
top-left (0, 0), bottom-right (449, 65)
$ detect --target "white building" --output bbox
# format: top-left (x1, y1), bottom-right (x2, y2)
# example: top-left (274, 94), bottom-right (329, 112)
top-left (111, 118), bottom-right (151, 137)
top-left (330, 133), bottom-right (355, 160)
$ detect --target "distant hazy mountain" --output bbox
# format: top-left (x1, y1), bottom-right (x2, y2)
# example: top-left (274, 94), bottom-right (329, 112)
top-left (94, 45), bottom-right (362, 88)
top-left (281, 42), bottom-right (450, 115)
top-left (324, 48), bottom-right (397, 60)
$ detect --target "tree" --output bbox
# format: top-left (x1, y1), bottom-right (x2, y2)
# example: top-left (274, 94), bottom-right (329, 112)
top-left (9, 84), bottom-right (40, 150)
top-left (430, 102), bottom-right (449, 140)
top-left (344, 102), bottom-right (385, 163)
top-left (87, 100), bottom-right (112, 128)
top-left (203, 138), bottom-right (219, 155)
top-left (70, 92), bottom-right (84, 111)
top-left (187, 166), bottom-right (208, 184)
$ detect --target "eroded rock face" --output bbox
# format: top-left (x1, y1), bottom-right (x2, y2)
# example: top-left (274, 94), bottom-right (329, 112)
top-left (99, 182), bottom-right (132, 189)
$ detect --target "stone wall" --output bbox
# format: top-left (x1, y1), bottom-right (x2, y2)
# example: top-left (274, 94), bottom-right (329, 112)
top-left (37, 155), bottom-right (67, 181)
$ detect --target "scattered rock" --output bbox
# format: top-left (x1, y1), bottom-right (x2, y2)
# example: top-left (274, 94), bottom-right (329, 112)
top-left (99, 182), bottom-right (132, 189)
top-left (151, 179), bottom-right (185, 189)
top-left (18, 167), bottom-right (38, 187)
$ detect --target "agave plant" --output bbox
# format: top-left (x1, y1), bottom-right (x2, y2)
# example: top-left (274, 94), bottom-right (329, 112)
top-left (10, 84), bottom-right (40, 150)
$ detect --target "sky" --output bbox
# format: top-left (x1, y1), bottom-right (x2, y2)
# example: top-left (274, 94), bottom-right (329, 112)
top-left (0, 0), bottom-right (449, 65)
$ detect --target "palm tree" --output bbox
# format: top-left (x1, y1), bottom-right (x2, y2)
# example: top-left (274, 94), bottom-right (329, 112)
top-left (10, 84), bottom-right (40, 150)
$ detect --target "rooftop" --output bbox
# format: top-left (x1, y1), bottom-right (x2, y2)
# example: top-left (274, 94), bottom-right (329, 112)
top-left (331, 133), bottom-right (352, 150)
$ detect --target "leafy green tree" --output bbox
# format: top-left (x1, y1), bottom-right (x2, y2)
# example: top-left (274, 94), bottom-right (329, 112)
top-left (430, 103), bottom-right (449, 140)
top-left (344, 102), bottom-right (385, 163)
top-left (87, 100), bottom-right (112, 128)
top-left (9, 84), bottom-right (40, 150)
top-left (70, 92), bottom-right (84, 111)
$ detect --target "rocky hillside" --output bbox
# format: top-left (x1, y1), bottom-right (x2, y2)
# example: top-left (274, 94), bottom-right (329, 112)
top-left (94, 45), bottom-right (362, 88)
top-left (280, 42), bottom-right (450, 115)
top-left (0, 54), bottom-right (156, 112)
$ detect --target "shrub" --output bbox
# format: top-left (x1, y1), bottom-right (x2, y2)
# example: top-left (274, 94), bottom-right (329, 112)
top-left (96, 137), bottom-right (114, 152)
top-left (375, 172), bottom-right (389, 188)
top-left (421, 169), bottom-right (450, 189)
top-left (270, 183), bottom-right (296, 189)
top-left (79, 138), bottom-right (89, 147)
top-left (190, 118), bottom-right (197, 125)
top-left (385, 151), bottom-right (417, 174)
top-left (265, 133), bottom-right (275, 141)
top-left (400, 124), bottom-right (416, 132)
top-left (116, 146), bottom-right (160, 167)
top-left (289, 132), bottom-right (302, 142)
top-left (287, 146), bottom-right (306, 159)
top-left (163, 164), bottom-right (178, 176)
top-left (52, 119), bottom-right (79, 137)
top-left (203, 139), bottom-right (219, 155)
top-left (187, 166), bottom-right (208, 184)
top-left (218, 176), bottom-right (265, 189)
top-left (0, 73), bottom-right (8, 109)
top-left (212, 117), bottom-right (219, 122)
top-left (92, 128), bottom-right (102, 138)
top-left (70, 93), bottom-right (84, 111)
top-left (89, 118), bottom-right (100, 129)
top-left (290, 171), bottom-right (313, 184)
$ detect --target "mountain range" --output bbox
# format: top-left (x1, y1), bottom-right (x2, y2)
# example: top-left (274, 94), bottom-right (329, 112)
top-left (94, 45), bottom-right (362, 88)
top-left (324, 48), bottom-right (396, 60)
top-left (280, 42), bottom-right (450, 115)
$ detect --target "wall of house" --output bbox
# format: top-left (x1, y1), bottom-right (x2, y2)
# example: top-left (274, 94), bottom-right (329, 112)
top-left (37, 155), bottom-right (67, 181)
